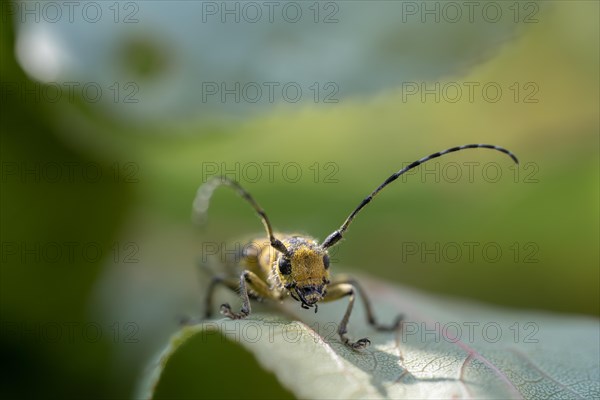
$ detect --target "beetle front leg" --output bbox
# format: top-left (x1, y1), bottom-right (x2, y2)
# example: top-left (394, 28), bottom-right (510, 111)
top-left (220, 270), bottom-right (273, 320)
top-left (334, 276), bottom-right (404, 331)
top-left (322, 283), bottom-right (371, 350)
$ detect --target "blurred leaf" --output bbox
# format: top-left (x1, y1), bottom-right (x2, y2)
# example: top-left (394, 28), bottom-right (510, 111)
top-left (141, 276), bottom-right (599, 399)
top-left (14, 1), bottom-right (529, 124)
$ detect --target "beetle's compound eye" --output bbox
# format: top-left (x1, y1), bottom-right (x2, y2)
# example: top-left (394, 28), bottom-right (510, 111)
top-left (278, 257), bottom-right (292, 275)
top-left (323, 254), bottom-right (330, 270)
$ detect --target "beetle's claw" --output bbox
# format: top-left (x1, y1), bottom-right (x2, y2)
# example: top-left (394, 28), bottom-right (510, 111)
top-left (349, 337), bottom-right (371, 350)
top-left (220, 303), bottom-right (249, 320)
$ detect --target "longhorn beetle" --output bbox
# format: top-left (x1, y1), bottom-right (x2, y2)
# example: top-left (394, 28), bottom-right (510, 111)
top-left (194, 144), bottom-right (518, 350)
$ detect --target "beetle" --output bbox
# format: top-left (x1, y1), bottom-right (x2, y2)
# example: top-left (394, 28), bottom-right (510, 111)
top-left (194, 144), bottom-right (518, 350)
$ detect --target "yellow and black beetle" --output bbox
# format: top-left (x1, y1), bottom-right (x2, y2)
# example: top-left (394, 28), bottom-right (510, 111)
top-left (194, 144), bottom-right (518, 350)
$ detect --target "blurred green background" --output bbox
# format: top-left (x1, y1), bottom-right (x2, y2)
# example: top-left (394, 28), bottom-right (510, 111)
top-left (1, 1), bottom-right (598, 399)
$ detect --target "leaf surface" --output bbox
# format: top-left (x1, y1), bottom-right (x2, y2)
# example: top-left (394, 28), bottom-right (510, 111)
top-left (141, 276), bottom-right (599, 399)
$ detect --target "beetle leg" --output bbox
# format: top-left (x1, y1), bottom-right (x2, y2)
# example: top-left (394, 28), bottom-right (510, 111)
top-left (203, 276), bottom-right (239, 319)
top-left (323, 278), bottom-right (403, 350)
top-left (333, 276), bottom-right (404, 331)
top-left (220, 270), bottom-right (275, 320)
top-left (322, 282), bottom-right (371, 350)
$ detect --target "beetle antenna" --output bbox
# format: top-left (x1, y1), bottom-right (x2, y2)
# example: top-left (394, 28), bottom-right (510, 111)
top-left (193, 176), bottom-right (289, 254)
top-left (321, 144), bottom-right (519, 249)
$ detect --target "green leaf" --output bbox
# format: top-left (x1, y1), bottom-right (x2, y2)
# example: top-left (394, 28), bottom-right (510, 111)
top-left (140, 276), bottom-right (599, 399)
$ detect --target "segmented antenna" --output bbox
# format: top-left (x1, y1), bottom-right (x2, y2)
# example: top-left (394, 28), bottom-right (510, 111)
top-left (193, 176), bottom-right (288, 254)
top-left (321, 144), bottom-right (519, 249)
